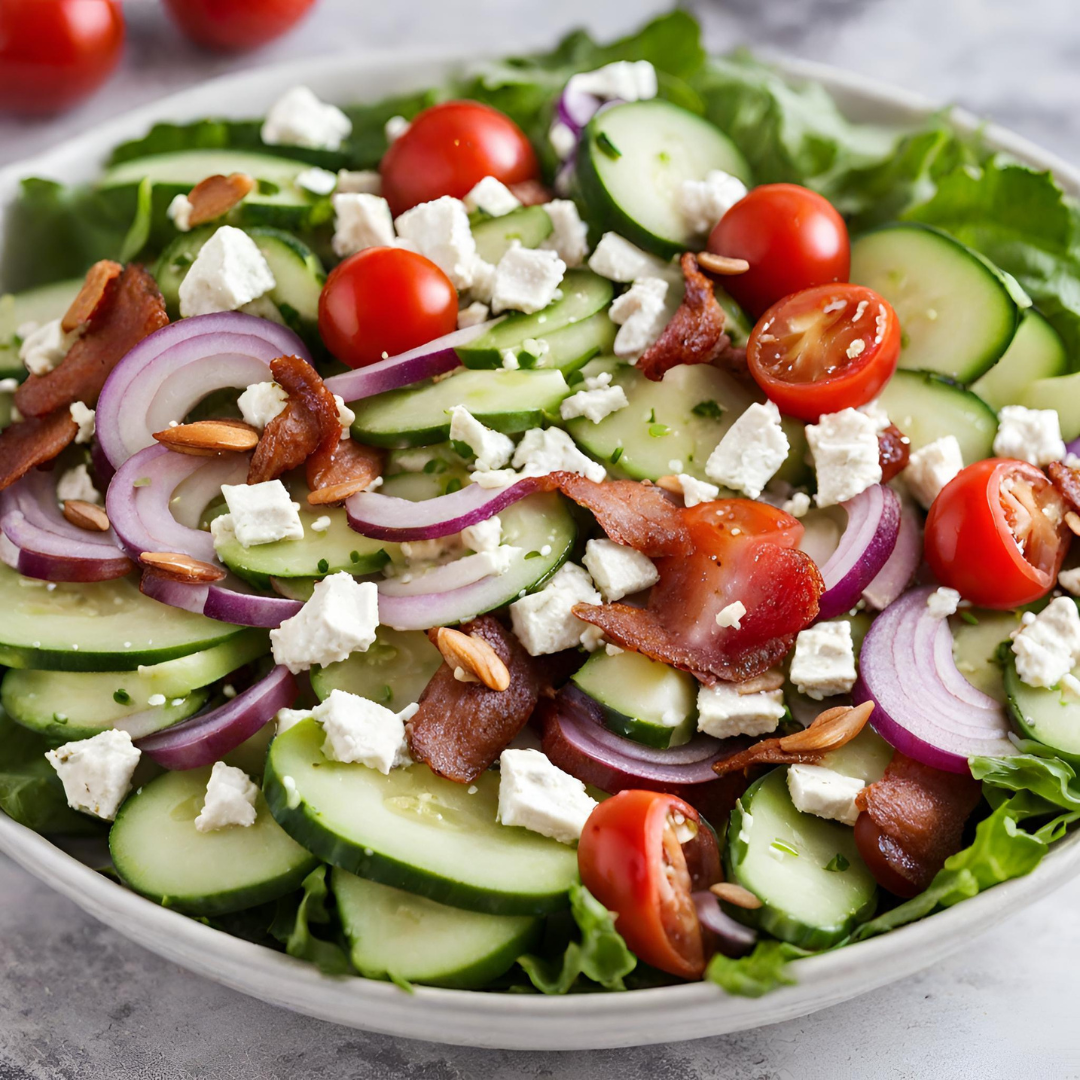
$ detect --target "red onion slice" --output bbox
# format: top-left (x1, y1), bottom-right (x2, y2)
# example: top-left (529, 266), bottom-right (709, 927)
top-left (140, 569), bottom-right (302, 628)
top-left (136, 664), bottom-right (297, 770)
top-left (140, 571), bottom-right (210, 615)
top-left (692, 890), bottom-right (758, 958)
top-left (853, 586), bottom-right (1016, 772)
top-left (862, 494), bottom-right (922, 611)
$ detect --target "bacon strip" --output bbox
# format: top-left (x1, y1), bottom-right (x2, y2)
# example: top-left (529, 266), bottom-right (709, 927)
top-left (878, 423), bottom-right (910, 484)
top-left (306, 439), bottom-right (384, 505)
top-left (855, 752), bottom-right (982, 897)
top-left (637, 253), bottom-right (730, 382)
top-left (406, 615), bottom-right (543, 783)
top-left (1048, 461), bottom-right (1080, 514)
top-left (0, 409), bottom-right (79, 492)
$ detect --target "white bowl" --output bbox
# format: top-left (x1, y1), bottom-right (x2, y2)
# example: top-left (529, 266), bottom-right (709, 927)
top-left (1, 49), bottom-right (1078, 1052)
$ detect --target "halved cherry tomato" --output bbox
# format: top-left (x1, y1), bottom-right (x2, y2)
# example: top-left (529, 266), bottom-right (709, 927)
top-left (578, 790), bottom-right (708, 980)
top-left (747, 284), bottom-right (901, 422)
top-left (924, 458), bottom-right (1070, 608)
top-left (380, 101), bottom-right (539, 217)
top-left (707, 184), bottom-right (850, 318)
top-left (161, 0), bottom-right (316, 52)
top-left (317, 246), bottom-right (457, 369)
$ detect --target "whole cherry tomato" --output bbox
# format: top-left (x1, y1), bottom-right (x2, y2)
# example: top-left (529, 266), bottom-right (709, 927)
top-left (318, 247), bottom-right (458, 369)
top-left (161, 0), bottom-right (317, 52)
top-left (380, 101), bottom-right (539, 217)
top-left (0, 0), bottom-right (124, 116)
top-left (924, 458), bottom-right (1069, 608)
top-left (747, 283), bottom-right (901, 421)
top-left (708, 184), bottom-right (850, 318)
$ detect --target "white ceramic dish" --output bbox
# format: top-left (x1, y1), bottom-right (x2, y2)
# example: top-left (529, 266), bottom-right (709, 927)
top-left (1, 48), bottom-right (1078, 1052)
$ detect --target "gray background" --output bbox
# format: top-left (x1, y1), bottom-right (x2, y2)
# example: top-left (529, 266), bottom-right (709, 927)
top-left (2, 0), bottom-right (1079, 1076)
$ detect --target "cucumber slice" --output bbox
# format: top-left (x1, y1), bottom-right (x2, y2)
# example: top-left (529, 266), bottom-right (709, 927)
top-left (471, 206), bottom-right (553, 264)
top-left (726, 768), bottom-right (877, 949)
top-left (311, 627), bottom-right (442, 709)
top-left (850, 224), bottom-right (1019, 381)
top-left (349, 369), bottom-right (570, 448)
top-left (951, 609), bottom-right (1023, 703)
top-left (878, 368), bottom-right (997, 465)
top-left (571, 649), bottom-right (697, 748)
top-left (971, 309), bottom-right (1068, 411)
top-left (0, 278), bottom-right (82, 378)
top-left (818, 727), bottom-right (893, 785)
top-left (332, 869), bottom-right (541, 989)
top-left (110, 766), bottom-right (318, 916)
top-left (715, 286), bottom-right (752, 348)
top-left (1023, 370), bottom-right (1080, 442)
top-left (0, 563), bottom-right (245, 671)
top-left (1003, 652), bottom-right (1080, 763)
top-left (575, 100), bottom-right (752, 257)
top-left (134, 627), bottom-right (270, 697)
top-left (265, 719), bottom-right (579, 915)
top-left (456, 270), bottom-right (614, 372)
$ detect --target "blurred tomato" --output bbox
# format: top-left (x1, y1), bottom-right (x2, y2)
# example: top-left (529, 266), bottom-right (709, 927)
top-left (162, 0), bottom-right (318, 52)
top-left (0, 0), bottom-right (124, 116)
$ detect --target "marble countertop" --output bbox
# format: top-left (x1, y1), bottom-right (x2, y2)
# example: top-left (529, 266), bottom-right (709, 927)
top-left (3, 0), bottom-right (1079, 1075)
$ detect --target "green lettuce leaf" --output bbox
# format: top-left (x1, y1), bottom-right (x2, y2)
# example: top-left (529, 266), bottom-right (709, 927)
top-left (270, 865), bottom-right (352, 975)
top-left (705, 941), bottom-right (808, 997)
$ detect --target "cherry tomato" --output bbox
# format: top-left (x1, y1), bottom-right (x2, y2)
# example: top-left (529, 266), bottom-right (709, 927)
top-left (318, 247), bottom-right (457, 369)
top-left (0, 0), bottom-right (124, 116)
top-left (747, 284), bottom-right (901, 421)
top-left (707, 184), bottom-right (850, 318)
top-left (924, 458), bottom-right (1069, 608)
top-left (161, 0), bottom-right (317, 52)
top-left (578, 790), bottom-right (708, 980)
top-left (380, 101), bottom-right (539, 217)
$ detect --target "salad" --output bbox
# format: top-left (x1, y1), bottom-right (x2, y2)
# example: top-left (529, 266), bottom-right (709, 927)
top-left (3, 11), bottom-right (1080, 999)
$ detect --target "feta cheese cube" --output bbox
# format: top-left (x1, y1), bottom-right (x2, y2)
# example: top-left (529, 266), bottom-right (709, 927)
top-left (491, 243), bottom-right (566, 315)
top-left (790, 621), bottom-right (857, 700)
top-left (334, 395), bottom-right (355, 435)
top-left (394, 196), bottom-right (479, 290)
top-left (993, 405), bottom-right (1066, 466)
top-left (56, 464), bottom-right (99, 504)
top-left (549, 120), bottom-right (578, 161)
top-left (313, 689), bottom-right (417, 773)
top-left (261, 86), bottom-right (352, 151)
top-left (194, 761), bottom-right (259, 832)
top-left (677, 170), bottom-right (748, 237)
top-left (295, 166), bottom-right (338, 196)
top-left (858, 398), bottom-right (891, 433)
top-left (927, 586), bottom-right (961, 619)
top-left (512, 426), bottom-right (606, 483)
top-left (903, 435), bottom-right (963, 510)
top-left (461, 515), bottom-right (502, 554)
top-left (609, 277), bottom-right (669, 359)
top-left (805, 408), bottom-right (883, 507)
top-left (217, 480), bottom-right (304, 548)
top-left (566, 60), bottom-right (658, 105)
top-left (69, 401), bottom-right (95, 445)
top-left (19, 317), bottom-right (77, 376)
top-left (332, 193), bottom-right (395, 257)
top-left (541, 200), bottom-right (589, 267)
top-left (457, 301), bottom-right (490, 329)
top-left (786, 764), bottom-right (865, 826)
top-left (448, 405), bottom-right (515, 470)
top-left (1059, 567), bottom-right (1080, 596)
top-left (705, 401), bottom-right (790, 499)
top-left (582, 538), bottom-right (659, 602)
top-left (464, 176), bottom-right (521, 217)
top-left (237, 380), bottom-right (288, 430)
top-left (1012, 595), bottom-right (1080, 688)
top-left (497, 748), bottom-right (597, 844)
top-left (45, 729), bottom-right (141, 821)
top-left (398, 533), bottom-right (465, 569)
top-left (167, 193), bottom-right (194, 232)
top-left (588, 232), bottom-right (668, 283)
top-left (336, 169), bottom-right (381, 195)
top-left (275, 707), bottom-right (313, 735)
top-left (715, 600), bottom-right (746, 629)
top-left (178, 227), bottom-right (276, 318)
top-left (667, 473), bottom-right (719, 507)
top-left (559, 371), bottom-right (628, 424)
top-left (510, 562), bottom-right (601, 655)
top-left (384, 114), bottom-right (410, 142)
top-left (270, 573), bottom-right (380, 673)
top-left (782, 491), bottom-right (812, 518)
top-left (696, 683), bottom-right (786, 738)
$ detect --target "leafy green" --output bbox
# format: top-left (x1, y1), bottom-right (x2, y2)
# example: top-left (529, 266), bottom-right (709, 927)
top-left (119, 177), bottom-right (154, 262)
top-left (270, 865), bottom-right (352, 975)
top-left (518, 884), bottom-right (637, 994)
top-left (705, 941), bottom-right (808, 997)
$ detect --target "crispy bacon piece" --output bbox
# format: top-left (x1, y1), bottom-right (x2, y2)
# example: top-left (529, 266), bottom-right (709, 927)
top-left (306, 439), bottom-right (385, 504)
top-left (878, 423), bottom-right (910, 484)
top-left (0, 409), bottom-right (78, 492)
top-left (855, 752), bottom-right (982, 897)
top-left (187, 173), bottom-right (255, 228)
top-left (1048, 460), bottom-right (1080, 514)
top-left (637, 253), bottom-right (730, 382)
top-left (61, 260), bottom-right (122, 333)
top-left (16, 264), bottom-right (167, 419)
top-left (406, 615), bottom-right (543, 783)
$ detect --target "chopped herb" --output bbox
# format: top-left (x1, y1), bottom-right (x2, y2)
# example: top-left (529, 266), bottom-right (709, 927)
top-left (648, 423), bottom-right (671, 438)
top-left (770, 839), bottom-right (799, 857)
top-left (657, 150), bottom-right (671, 164)
top-left (524, 550), bottom-right (542, 560)
top-left (567, 369), bottom-right (586, 386)
top-left (824, 853), bottom-right (850, 873)
top-left (172, 253), bottom-right (193, 270)
top-left (256, 178), bottom-right (280, 196)
top-left (692, 399), bottom-right (724, 419)
top-left (349, 550), bottom-right (361, 563)
top-left (133, 477), bottom-right (152, 488)
top-left (422, 459), bottom-right (447, 474)
top-left (445, 478), bottom-right (462, 494)
top-left (610, 446), bottom-right (624, 464)
top-left (596, 132), bottom-right (622, 159)
top-left (647, 408), bottom-right (656, 423)
top-left (960, 611), bottom-right (980, 626)
top-left (317, 559), bottom-right (329, 574)
top-left (52, 714), bottom-right (68, 725)
top-left (380, 685), bottom-right (393, 704)
top-left (112, 689), bottom-right (132, 705)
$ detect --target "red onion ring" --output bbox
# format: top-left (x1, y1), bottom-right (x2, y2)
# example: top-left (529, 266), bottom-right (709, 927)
top-left (140, 570), bottom-right (302, 628)
top-left (692, 890), bottom-right (758, 958)
top-left (853, 586), bottom-right (1016, 773)
top-left (861, 493), bottom-right (922, 611)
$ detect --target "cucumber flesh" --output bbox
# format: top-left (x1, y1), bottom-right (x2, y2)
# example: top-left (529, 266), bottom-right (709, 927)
top-left (726, 768), bottom-right (877, 949)
top-left (265, 719), bottom-right (580, 915)
top-left (571, 649), bottom-right (697, 748)
top-left (1023, 370), bottom-right (1080, 442)
top-left (971, 308), bottom-right (1067, 411)
top-left (951, 609), bottom-right (1023, 703)
top-left (0, 279), bottom-right (82, 377)
top-left (110, 766), bottom-right (318, 916)
top-left (818, 727), bottom-right (893, 785)
top-left (1003, 653), bottom-right (1080, 763)
top-left (471, 206), bottom-right (553, 264)
top-left (332, 869), bottom-right (541, 989)
top-left (878, 368), bottom-right (997, 465)
top-left (715, 286), bottom-right (752, 348)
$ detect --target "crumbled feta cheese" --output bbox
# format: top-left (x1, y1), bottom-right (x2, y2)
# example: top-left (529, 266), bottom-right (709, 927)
top-left (215, 480), bottom-right (304, 548)
top-left (237, 380), bottom-right (288, 430)
top-left (790, 621), bottom-right (858, 700)
top-left (696, 683), bottom-right (786, 739)
top-left (510, 562), bottom-right (601, 655)
top-left (457, 301), bottom-right (490, 329)
top-left (19, 317), bottom-right (78, 377)
top-left (394, 196), bottom-right (479, 290)
top-left (512, 426), bottom-right (606, 483)
top-left (310, 515), bottom-right (331, 533)
top-left (805, 408), bottom-right (883, 508)
top-left (470, 467), bottom-right (523, 489)
top-left (147, 694), bottom-right (166, 707)
top-left (588, 232), bottom-right (668, 283)
top-left (491, 243), bottom-right (566, 315)
top-left (549, 120), bottom-right (578, 160)
top-left (270, 573), bottom-right (380, 673)
top-left (786, 764), bottom-right (865, 826)
top-left (468, 257), bottom-right (498, 304)
top-left (313, 688), bottom-right (416, 773)
top-left (384, 114), bottom-right (410, 142)
top-left (858, 398), bottom-right (891, 433)
top-left (56, 464), bottom-right (99, 505)
top-left (69, 401), bottom-right (95, 445)
top-left (609, 277), bottom-right (669, 359)
top-left (559, 371), bottom-right (628, 424)
top-left (167, 193), bottom-right (194, 232)
top-left (45, 729), bottom-right (141, 821)
top-left (336, 169), bottom-right (381, 194)
top-left (677, 170), bottom-right (748, 237)
top-left (715, 600), bottom-right (747, 629)
top-left (449, 405), bottom-right (515, 471)
top-left (566, 60), bottom-right (657, 105)
top-left (194, 761), bottom-right (259, 832)
top-left (464, 176), bottom-right (521, 217)
top-left (927, 587), bottom-right (961, 619)
top-left (275, 707), bottom-right (312, 735)
top-left (497, 748), bottom-right (597, 844)
top-left (1059, 567), bottom-right (1080, 596)
top-left (993, 405), bottom-right (1066, 466)
top-left (178, 226), bottom-right (276, 318)
top-left (903, 435), bottom-right (963, 510)
top-left (582, 538), bottom-right (659, 602)
top-left (334, 395), bottom-right (355, 435)
top-left (782, 491), bottom-right (812, 518)
top-left (398, 533), bottom-right (465, 569)
top-left (261, 86), bottom-right (352, 151)
top-left (332, 193), bottom-right (395, 257)
top-left (461, 515), bottom-right (502, 554)
top-left (668, 473), bottom-right (719, 508)
top-left (295, 166), bottom-right (338, 196)
top-left (705, 401), bottom-right (789, 499)
top-left (0, 377), bottom-right (18, 393)
top-left (541, 200), bottom-right (589, 266)
top-left (1012, 596), bottom-right (1080, 688)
